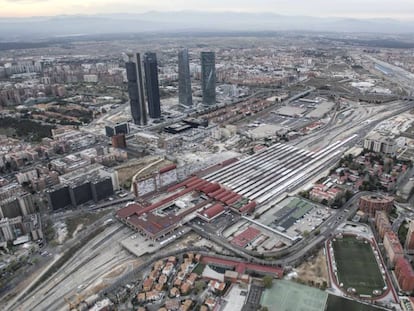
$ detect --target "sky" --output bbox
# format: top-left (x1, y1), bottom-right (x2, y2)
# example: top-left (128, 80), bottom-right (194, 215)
top-left (1, 0), bottom-right (414, 20)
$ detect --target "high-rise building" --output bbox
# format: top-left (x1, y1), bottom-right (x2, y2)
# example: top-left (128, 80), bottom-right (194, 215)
top-left (125, 53), bottom-right (147, 125)
top-left (143, 52), bottom-right (161, 119)
top-left (178, 49), bottom-right (193, 107)
top-left (201, 51), bottom-right (216, 106)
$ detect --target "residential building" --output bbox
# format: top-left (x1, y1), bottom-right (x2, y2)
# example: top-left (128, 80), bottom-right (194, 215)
top-left (358, 195), bottom-right (394, 217)
top-left (405, 221), bottom-right (414, 253)
top-left (383, 231), bottom-right (404, 266)
top-left (395, 257), bottom-right (414, 292)
top-left (375, 211), bottom-right (392, 239)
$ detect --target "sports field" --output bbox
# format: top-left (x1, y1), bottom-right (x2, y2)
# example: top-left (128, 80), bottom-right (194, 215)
top-left (261, 279), bottom-right (328, 311)
top-left (331, 236), bottom-right (385, 296)
top-left (326, 295), bottom-right (385, 311)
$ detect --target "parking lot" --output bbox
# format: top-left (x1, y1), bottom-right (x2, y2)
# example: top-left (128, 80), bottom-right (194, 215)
top-left (258, 196), bottom-right (332, 239)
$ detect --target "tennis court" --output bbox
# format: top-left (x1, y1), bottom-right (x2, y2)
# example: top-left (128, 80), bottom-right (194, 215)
top-left (261, 280), bottom-right (328, 311)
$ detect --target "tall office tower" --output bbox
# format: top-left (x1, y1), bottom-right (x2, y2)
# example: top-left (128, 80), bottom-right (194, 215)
top-left (201, 51), bottom-right (216, 106)
top-left (143, 52), bottom-right (161, 119)
top-left (125, 53), bottom-right (147, 125)
top-left (178, 49), bottom-right (193, 107)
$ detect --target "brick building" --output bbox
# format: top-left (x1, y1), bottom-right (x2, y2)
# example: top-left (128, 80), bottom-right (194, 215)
top-left (359, 195), bottom-right (394, 217)
top-left (395, 257), bottom-right (414, 292)
top-left (383, 231), bottom-right (404, 266)
top-left (375, 211), bottom-right (392, 239)
top-left (405, 221), bottom-right (414, 254)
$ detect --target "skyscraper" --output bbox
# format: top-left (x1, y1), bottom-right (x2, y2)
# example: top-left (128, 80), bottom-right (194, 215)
top-left (178, 49), bottom-right (193, 107)
top-left (201, 51), bottom-right (216, 106)
top-left (125, 53), bottom-right (147, 125)
top-left (143, 52), bottom-right (161, 119)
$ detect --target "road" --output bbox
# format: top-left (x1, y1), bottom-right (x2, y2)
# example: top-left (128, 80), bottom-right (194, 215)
top-left (191, 191), bottom-right (373, 267)
top-left (363, 54), bottom-right (414, 95)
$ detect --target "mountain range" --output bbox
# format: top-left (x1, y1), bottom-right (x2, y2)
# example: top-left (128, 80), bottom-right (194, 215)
top-left (0, 11), bottom-right (414, 40)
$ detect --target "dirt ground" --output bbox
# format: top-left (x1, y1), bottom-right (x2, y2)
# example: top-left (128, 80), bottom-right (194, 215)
top-left (115, 156), bottom-right (172, 186)
top-left (295, 249), bottom-right (329, 286)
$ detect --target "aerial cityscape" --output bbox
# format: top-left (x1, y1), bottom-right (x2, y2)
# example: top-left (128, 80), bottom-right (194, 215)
top-left (1, 1), bottom-right (414, 311)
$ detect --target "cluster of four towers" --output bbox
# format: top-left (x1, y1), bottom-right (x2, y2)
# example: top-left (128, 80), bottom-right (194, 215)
top-left (126, 50), bottom-right (216, 126)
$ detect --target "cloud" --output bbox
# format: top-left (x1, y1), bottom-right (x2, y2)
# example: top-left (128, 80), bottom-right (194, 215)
top-left (4, 0), bottom-right (49, 2)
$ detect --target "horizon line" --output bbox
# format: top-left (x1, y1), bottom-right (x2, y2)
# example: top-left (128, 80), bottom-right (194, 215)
top-left (0, 10), bottom-right (414, 22)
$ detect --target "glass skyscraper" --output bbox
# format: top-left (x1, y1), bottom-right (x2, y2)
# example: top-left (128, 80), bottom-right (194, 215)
top-left (143, 52), bottom-right (161, 119)
top-left (125, 53), bottom-right (147, 125)
top-left (201, 51), bottom-right (216, 106)
top-left (178, 49), bottom-right (193, 107)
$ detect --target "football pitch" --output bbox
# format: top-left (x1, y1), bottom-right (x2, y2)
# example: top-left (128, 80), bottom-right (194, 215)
top-left (332, 236), bottom-right (385, 296)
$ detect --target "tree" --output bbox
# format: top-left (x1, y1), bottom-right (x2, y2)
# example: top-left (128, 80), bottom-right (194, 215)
top-left (43, 218), bottom-right (55, 242)
top-left (263, 275), bottom-right (273, 288)
top-left (260, 307), bottom-right (269, 311)
top-left (344, 190), bottom-right (353, 201)
top-left (194, 281), bottom-right (205, 294)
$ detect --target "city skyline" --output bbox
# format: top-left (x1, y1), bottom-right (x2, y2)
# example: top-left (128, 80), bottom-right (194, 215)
top-left (2, 21), bottom-right (414, 311)
top-left (1, 0), bottom-right (414, 20)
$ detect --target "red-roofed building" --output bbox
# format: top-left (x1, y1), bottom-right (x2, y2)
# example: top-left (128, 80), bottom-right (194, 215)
top-left (231, 227), bottom-right (261, 248)
top-left (239, 201), bottom-right (256, 215)
top-left (197, 204), bottom-right (225, 222)
top-left (310, 184), bottom-right (343, 205)
top-left (159, 164), bottom-right (177, 174)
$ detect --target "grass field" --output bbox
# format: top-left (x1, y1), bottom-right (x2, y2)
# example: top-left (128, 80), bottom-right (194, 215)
top-left (261, 280), bottom-right (328, 311)
top-left (332, 236), bottom-right (385, 296)
top-left (192, 263), bottom-right (205, 275)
